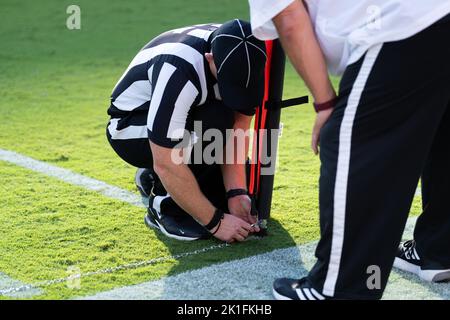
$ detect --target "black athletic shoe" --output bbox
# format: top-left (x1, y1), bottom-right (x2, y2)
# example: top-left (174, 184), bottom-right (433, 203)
top-left (144, 209), bottom-right (160, 230)
top-left (273, 277), bottom-right (327, 300)
top-left (135, 168), bottom-right (155, 198)
top-left (145, 207), bottom-right (211, 241)
top-left (394, 240), bottom-right (450, 282)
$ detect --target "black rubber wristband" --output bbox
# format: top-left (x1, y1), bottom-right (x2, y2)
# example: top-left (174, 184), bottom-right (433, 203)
top-left (210, 219), bottom-right (222, 236)
top-left (226, 188), bottom-right (248, 200)
top-left (204, 208), bottom-right (224, 231)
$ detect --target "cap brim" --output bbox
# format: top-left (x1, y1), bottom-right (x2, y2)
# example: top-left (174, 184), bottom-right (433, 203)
top-left (217, 72), bottom-right (265, 116)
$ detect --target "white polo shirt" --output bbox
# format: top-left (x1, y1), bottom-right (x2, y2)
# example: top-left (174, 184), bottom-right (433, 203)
top-left (249, 0), bottom-right (450, 75)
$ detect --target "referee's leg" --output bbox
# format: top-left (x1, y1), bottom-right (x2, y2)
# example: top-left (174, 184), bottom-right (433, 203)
top-left (106, 113), bottom-right (154, 169)
top-left (308, 17), bottom-right (450, 299)
top-left (414, 103), bottom-right (450, 269)
top-left (188, 100), bottom-right (235, 209)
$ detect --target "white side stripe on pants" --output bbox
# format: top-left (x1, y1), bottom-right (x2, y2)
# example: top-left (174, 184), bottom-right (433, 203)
top-left (323, 44), bottom-right (383, 297)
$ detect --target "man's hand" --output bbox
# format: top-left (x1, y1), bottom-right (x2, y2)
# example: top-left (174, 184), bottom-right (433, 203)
top-left (211, 214), bottom-right (257, 243)
top-left (311, 108), bottom-right (334, 155)
top-left (228, 195), bottom-right (257, 225)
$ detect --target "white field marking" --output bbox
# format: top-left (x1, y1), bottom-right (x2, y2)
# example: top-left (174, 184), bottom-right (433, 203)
top-left (83, 216), bottom-right (449, 300)
top-left (0, 148), bottom-right (427, 298)
top-left (0, 149), bottom-right (422, 205)
top-left (0, 243), bottom-right (230, 296)
top-left (0, 273), bottom-right (43, 298)
top-left (0, 148), bottom-right (144, 208)
top-left (0, 148), bottom-right (231, 297)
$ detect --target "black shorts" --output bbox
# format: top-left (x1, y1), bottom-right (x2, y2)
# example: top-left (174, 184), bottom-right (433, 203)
top-left (107, 99), bottom-right (234, 169)
top-left (106, 100), bottom-right (235, 211)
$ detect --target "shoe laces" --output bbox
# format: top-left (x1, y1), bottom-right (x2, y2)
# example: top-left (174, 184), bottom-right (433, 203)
top-left (402, 240), bottom-right (419, 260)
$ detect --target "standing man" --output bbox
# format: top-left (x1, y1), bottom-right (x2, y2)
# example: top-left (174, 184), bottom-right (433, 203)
top-left (249, 0), bottom-right (450, 299)
top-left (107, 20), bottom-right (266, 242)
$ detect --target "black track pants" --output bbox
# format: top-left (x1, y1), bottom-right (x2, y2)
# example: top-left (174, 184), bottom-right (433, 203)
top-left (415, 106), bottom-right (450, 270)
top-left (106, 100), bottom-right (234, 213)
top-left (308, 15), bottom-right (450, 299)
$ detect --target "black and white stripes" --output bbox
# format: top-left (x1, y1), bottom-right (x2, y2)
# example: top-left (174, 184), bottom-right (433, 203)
top-left (108, 23), bottom-right (220, 148)
top-left (272, 278), bottom-right (328, 300)
top-left (295, 287), bottom-right (326, 300)
top-left (322, 44), bottom-right (383, 297)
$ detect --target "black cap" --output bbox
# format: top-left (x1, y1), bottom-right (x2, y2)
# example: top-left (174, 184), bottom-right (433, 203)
top-left (210, 19), bottom-right (267, 115)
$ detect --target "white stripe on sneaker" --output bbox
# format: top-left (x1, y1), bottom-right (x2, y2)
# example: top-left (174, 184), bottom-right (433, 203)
top-left (311, 288), bottom-right (326, 300)
top-left (413, 248), bottom-right (420, 260)
top-left (323, 44), bottom-right (383, 297)
top-left (295, 288), bottom-right (307, 300)
top-left (302, 288), bottom-right (316, 300)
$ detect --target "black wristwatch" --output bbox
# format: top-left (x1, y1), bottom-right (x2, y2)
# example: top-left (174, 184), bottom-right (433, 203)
top-left (204, 208), bottom-right (224, 232)
top-left (226, 188), bottom-right (248, 200)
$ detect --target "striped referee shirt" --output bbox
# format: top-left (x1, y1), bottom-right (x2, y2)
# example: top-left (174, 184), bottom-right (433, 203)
top-left (108, 23), bottom-right (222, 148)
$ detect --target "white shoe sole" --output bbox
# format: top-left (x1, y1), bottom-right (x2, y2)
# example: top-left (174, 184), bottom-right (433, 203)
top-left (144, 214), bottom-right (160, 230)
top-left (394, 257), bottom-right (450, 282)
top-left (272, 288), bottom-right (293, 300)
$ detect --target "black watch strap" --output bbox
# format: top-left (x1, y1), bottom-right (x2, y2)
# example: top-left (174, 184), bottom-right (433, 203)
top-left (226, 188), bottom-right (248, 200)
top-left (204, 208), bottom-right (224, 231)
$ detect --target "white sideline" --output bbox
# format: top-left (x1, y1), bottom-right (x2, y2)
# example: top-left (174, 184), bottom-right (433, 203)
top-left (0, 273), bottom-right (43, 298)
top-left (0, 148), bottom-right (229, 297)
top-left (0, 149), bottom-right (144, 208)
top-left (82, 216), bottom-right (449, 300)
top-left (0, 148), bottom-right (145, 297)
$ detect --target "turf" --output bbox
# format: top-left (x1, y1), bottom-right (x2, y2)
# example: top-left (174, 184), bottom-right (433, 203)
top-left (0, 0), bottom-right (423, 299)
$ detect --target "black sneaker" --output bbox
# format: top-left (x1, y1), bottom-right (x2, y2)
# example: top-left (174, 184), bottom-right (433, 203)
top-left (144, 209), bottom-right (160, 230)
top-left (394, 240), bottom-right (450, 282)
top-left (273, 277), bottom-right (327, 300)
top-left (145, 207), bottom-right (211, 241)
top-left (135, 168), bottom-right (155, 198)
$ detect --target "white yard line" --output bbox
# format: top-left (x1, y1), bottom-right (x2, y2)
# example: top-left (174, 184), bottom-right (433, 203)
top-left (0, 148), bottom-right (226, 297)
top-left (0, 148), bottom-right (144, 208)
top-left (0, 273), bottom-right (43, 298)
top-left (82, 217), bottom-right (449, 300)
top-left (1, 148), bottom-right (435, 300)
top-left (0, 243), bottom-right (230, 297)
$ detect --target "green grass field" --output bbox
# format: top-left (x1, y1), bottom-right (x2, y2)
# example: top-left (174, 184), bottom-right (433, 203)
top-left (0, 0), bottom-right (423, 299)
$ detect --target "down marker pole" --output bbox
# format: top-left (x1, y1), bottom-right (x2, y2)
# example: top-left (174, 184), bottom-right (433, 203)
top-left (249, 40), bottom-right (308, 236)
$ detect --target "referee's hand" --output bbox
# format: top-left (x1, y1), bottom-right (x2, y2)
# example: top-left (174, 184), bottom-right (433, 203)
top-left (211, 214), bottom-right (256, 243)
top-left (228, 195), bottom-right (257, 225)
top-left (312, 108), bottom-right (334, 155)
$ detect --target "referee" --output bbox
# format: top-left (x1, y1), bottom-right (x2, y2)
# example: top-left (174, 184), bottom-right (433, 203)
top-left (106, 20), bottom-right (266, 242)
top-left (249, 0), bottom-right (450, 299)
